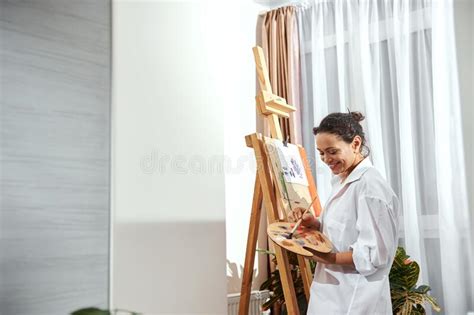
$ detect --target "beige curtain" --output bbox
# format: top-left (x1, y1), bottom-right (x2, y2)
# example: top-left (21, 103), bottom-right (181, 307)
top-left (255, 8), bottom-right (303, 314)
top-left (256, 6), bottom-right (302, 145)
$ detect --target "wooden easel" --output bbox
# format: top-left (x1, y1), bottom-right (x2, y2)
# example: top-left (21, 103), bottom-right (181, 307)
top-left (238, 46), bottom-right (322, 315)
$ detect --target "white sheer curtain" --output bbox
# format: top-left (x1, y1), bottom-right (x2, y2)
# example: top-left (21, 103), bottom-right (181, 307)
top-left (296, 0), bottom-right (473, 314)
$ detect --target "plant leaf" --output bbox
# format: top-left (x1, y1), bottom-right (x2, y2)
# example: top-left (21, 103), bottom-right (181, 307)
top-left (425, 295), bottom-right (441, 312)
top-left (389, 247), bottom-right (420, 291)
top-left (256, 248), bottom-right (276, 257)
top-left (413, 285), bottom-right (430, 294)
top-left (70, 308), bottom-right (111, 315)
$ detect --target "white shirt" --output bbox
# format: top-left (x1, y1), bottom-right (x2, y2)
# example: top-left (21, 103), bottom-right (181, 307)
top-left (307, 158), bottom-right (400, 315)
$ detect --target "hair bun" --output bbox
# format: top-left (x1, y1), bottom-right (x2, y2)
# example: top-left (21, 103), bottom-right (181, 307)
top-left (350, 111), bottom-right (365, 122)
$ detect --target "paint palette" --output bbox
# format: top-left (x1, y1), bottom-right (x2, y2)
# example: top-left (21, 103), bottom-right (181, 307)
top-left (267, 222), bottom-right (333, 257)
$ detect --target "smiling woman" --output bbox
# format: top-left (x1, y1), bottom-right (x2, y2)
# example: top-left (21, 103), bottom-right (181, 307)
top-left (290, 111), bottom-right (401, 314)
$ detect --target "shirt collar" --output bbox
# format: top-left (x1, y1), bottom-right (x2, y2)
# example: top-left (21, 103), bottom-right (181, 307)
top-left (330, 157), bottom-right (373, 187)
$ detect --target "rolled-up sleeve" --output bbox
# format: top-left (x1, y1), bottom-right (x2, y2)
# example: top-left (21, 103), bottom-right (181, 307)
top-left (350, 196), bottom-right (399, 276)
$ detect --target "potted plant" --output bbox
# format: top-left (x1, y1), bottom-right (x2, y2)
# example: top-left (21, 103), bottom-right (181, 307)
top-left (257, 249), bottom-right (314, 314)
top-left (70, 308), bottom-right (141, 315)
top-left (389, 247), bottom-right (441, 314)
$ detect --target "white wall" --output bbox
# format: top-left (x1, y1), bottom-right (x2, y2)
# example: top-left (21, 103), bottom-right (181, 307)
top-left (112, 1), bottom-right (264, 313)
top-left (220, 4), bottom-right (270, 295)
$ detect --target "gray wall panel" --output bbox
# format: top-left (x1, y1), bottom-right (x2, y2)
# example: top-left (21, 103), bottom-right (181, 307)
top-left (0, 0), bottom-right (111, 314)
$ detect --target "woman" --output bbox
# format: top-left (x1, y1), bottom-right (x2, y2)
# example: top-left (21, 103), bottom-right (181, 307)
top-left (291, 111), bottom-right (400, 314)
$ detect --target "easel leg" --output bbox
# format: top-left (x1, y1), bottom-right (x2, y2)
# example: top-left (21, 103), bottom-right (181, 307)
top-left (297, 256), bottom-right (313, 301)
top-left (238, 176), bottom-right (263, 315)
top-left (274, 246), bottom-right (300, 315)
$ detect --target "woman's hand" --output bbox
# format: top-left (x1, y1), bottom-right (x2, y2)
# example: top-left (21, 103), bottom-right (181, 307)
top-left (288, 207), bottom-right (320, 230)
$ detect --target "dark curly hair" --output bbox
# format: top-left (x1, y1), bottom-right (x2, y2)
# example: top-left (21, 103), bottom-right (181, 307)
top-left (313, 111), bottom-right (370, 157)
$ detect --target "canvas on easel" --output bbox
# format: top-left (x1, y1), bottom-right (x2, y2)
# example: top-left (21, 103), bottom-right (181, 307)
top-left (265, 138), bottom-right (311, 212)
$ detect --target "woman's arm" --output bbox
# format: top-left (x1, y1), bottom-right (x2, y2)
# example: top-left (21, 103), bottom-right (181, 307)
top-left (311, 251), bottom-right (354, 266)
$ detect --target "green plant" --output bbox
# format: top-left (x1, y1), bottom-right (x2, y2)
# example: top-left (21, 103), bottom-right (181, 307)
top-left (258, 246), bottom-right (441, 314)
top-left (257, 249), bottom-right (315, 313)
top-left (70, 307), bottom-right (141, 315)
top-left (389, 247), bottom-right (441, 314)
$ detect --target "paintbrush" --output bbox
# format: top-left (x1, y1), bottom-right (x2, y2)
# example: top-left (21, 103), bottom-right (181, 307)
top-left (286, 195), bottom-right (319, 239)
